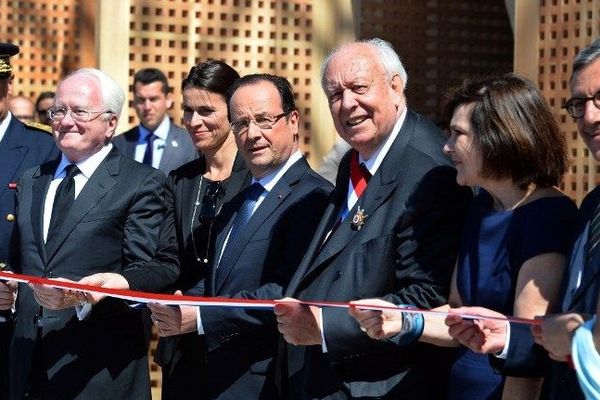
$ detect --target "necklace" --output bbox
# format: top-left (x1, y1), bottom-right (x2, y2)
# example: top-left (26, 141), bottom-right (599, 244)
top-left (190, 175), bottom-right (208, 263)
top-left (190, 175), bottom-right (224, 264)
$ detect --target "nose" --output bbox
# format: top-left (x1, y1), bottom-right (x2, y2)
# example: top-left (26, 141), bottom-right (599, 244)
top-left (340, 89), bottom-right (358, 111)
top-left (582, 99), bottom-right (600, 125)
top-left (443, 133), bottom-right (455, 154)
top-left (189, 111), bottom-right (205, 127)
top-left (245, 120), bottom-right (263, 140)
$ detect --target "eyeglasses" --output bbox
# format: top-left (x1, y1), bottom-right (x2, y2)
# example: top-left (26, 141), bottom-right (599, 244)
top-left (230, 111), bottom-right (291, 136)
top-left (563, 91), bottom-right (600, 119)
top-left (48, 107), bottom-right (112, 123)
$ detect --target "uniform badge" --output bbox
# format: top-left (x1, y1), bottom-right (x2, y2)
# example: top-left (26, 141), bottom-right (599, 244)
top-left (351, 207), bottom-right (367, 231)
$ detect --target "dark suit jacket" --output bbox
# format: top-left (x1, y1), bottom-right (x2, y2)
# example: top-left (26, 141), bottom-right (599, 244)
top-left (152, 153), bottom-right (251, 399)
top-left (281, 110), bottom-right (473, 400)
top-left (196, 157), bottom-right (333, 399)
top-left (113, 121), bottom-right (198, 175)
top-left (499, 186), bottom-right (600, 400)
top-left (9, 147), bottom-right (177, 400)
top-left (0, 116), bottom-right (58, 264)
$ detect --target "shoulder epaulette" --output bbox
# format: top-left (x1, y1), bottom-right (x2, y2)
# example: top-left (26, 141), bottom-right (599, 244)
top-left (25, 121), bottom-right (53, 135)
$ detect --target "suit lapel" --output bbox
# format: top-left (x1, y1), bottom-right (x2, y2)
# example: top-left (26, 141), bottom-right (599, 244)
top-left (212, 158), bottom-right (308, 294)
top-left (158, 125), bottom-right (176, 172)
top-left (31, 161), bottom-right (58, 264)
top-left (45, 150), bottom-right (119, 262)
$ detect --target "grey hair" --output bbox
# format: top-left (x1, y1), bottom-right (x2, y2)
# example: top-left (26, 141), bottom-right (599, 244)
top-left (62, 68), bottom-right (125, 118)
top-left (572, 38), bottom-right (600, 78)
top-left (320, 37), bottom-right (408, 89)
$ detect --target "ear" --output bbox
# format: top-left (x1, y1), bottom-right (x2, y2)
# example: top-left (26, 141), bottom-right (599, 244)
top-left (7, 75), bottom-right (14, 96)
top-left (389, 74), bottom-right (405, 108)
top-left (166, 92), bottom-right (174, 109)
top-left (287, 110), bottom-right (300, 139)
top-left (105, 114), bottom-right (119, 140)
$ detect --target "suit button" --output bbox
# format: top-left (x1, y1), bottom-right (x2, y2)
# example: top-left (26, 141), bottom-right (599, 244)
top-left (5, 214), bottom-right (15, 222)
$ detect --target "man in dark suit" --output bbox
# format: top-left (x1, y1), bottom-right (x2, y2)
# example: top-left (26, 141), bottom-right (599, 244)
top-left (0, 68), bottom-right (178, 400)
top-left (274, 39), bottom-right (472, 399)
top-left (149, 74), bottom-right (333, 399)
top-left (0, 42), bottom-right (58, 399)
top-left (112, 68), bottom-right (197, 174)
top-left (446, 38), bottom-right (600, 400)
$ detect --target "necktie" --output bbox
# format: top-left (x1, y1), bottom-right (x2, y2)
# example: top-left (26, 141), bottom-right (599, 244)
top-left (586, 201), bottom-right (600, 265)
top-left (218, 182), bottom-right (265, 268)
top-left (47, 164), bottom-right (80, 241)
top-left (142, 133), bottom-right (157, 166)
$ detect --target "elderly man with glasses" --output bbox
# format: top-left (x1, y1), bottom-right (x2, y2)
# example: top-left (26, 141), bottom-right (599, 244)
top-left (0, 68), bottom-right (178, 400)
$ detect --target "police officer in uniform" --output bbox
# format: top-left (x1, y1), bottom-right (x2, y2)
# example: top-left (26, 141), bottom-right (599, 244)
top-left (0, 42), bottom-right (58, 398)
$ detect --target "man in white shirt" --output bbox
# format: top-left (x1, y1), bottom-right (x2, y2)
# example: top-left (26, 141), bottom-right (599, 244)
top-left (148, 74), bottom-right (333, 399)
top-left (0, 68), bottom-right (177, 400)
top-left (113, 68), bottom-right (197, 174)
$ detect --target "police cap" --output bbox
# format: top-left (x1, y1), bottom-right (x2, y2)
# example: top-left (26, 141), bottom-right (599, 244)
top-left (0, 43), bottom-right (19, 79)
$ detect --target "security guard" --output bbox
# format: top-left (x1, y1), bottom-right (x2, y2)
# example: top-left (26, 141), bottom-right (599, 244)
top-left (0, 42), bottom-right (58, 397)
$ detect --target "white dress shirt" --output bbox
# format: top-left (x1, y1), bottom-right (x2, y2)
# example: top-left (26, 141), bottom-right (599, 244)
top-left (134, 116), bottom-right (170, 169)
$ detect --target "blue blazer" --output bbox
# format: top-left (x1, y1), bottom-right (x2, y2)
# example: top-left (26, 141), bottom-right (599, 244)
top-left (0, 116), bottom-right (58, 264)
top-left (198, 157), bottom-right (333, 399)
top-left (113, 121), bottom-right (198, 175)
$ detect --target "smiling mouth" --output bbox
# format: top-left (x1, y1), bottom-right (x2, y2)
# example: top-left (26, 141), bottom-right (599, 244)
top-left (346, 116), bottom-right (368, 126)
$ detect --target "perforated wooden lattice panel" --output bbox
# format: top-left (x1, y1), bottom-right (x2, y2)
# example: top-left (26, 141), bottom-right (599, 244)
top-left (128, 0), bottom-right (316, 157)
top-left (357, 0), bottom-right (513, 123)
top-left (538, 0), bottom-right (600, 203)
top-left (0, 0), bottom-right (95, 100)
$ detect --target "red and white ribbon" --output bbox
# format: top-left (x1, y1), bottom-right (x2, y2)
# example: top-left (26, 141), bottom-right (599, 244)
top-left (0, 271), bottom-right (539, 325)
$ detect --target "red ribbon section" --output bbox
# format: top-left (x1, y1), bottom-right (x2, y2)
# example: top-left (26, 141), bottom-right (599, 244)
top-left (0, 271), bottom-right (540, 325)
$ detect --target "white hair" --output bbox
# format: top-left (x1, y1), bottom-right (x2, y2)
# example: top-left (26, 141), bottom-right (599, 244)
top-left (62, 68), bottom-right (125, 118)
top-left (320, 38), bottom-right (408, 89)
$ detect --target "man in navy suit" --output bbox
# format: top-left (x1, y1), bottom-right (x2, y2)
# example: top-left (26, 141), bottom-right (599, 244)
top-left (274, 38), bottom-right (472, 399)
top-left (149, 74), bottom-right (333, 399)
top-left (0, 68), bottom-right (177, 400)
top-left (113, 68), bottom-right (197, 174)
top-left (446, 38), bottom-right (600, 400)
top-left (0, 42), bottom-right (58, 399)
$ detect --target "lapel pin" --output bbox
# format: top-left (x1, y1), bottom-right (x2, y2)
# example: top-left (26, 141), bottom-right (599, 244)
top-left (171, 140), bottom-right (178, 147)
top-left (351, 206), bottom-right (367, 231)
top-left (8, 182), bottom-right (17, 190)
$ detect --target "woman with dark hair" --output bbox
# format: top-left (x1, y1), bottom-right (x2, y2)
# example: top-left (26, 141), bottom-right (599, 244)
top-left (146, 60), bottom-right (251, 399)
top-left (349, 74), bottom-right (578, 399)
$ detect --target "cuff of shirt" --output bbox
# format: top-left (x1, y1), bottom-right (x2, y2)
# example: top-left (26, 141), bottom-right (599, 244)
top-left (494, 320), bottom-right (511, 359)
top-left (75, 301), bottom-right (93, 321)
top-left (196, 307), bottom-right (205, 335)
top-left (319, 308), bottom-right (328, 353)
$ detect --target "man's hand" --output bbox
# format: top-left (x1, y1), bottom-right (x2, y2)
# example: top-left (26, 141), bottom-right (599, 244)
top-left (0, 279), bottom-right (17, 310)
top-left (31, 277), bottom-right (83, 310)
top-left (445, 306), bottom-right (508, 354)
top-left (274, 298), bottom-right (322, 346)
top-left (531, 313), bottom-right (585, 362)
top-left (349, 299), bottom-right (403, 340)
top-left (147, 291), bottom-right (197, 337)
top-left (78, 273), bottom-right (129, 304)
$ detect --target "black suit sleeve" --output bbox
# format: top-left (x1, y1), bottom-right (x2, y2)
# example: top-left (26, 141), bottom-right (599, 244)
top-left (489, 322), bottom-right (549, 377)
top-left (120, 169), bottom-right (179, 291)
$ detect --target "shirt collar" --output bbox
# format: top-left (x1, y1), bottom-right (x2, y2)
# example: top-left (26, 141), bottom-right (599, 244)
top-left (137, 116), bottom-right (170, 143)
top-left (253, 150), bottom-right (303, 192)
top-left (55, 143), bottom-right (114, 179)
top-left (359, 107), bottom-right (407, 176)
top-left (0, 112), bottom-right (12, 143)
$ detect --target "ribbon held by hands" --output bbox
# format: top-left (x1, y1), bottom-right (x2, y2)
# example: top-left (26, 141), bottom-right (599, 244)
top-left (0, 271), bottom-right (540, 325)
